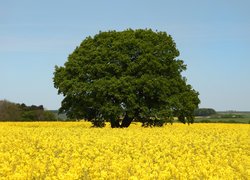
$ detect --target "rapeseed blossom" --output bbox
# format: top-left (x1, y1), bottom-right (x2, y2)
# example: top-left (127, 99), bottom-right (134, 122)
top-left (0, 122), bottom-right (249, 179)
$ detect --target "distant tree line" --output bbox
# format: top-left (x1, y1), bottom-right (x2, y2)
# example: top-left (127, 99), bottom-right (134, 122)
top-left (194, 108), bottom-right (216, 116)
top-left (0, 100), bottom-right (57, 121)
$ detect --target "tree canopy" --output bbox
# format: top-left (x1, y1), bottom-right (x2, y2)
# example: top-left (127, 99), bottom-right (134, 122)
top-left (53, 29), bottom-right (200, 127)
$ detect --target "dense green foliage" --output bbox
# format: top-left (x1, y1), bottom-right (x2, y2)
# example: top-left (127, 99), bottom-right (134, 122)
top-left (54, 29), bottom-right (200, 127)
top-left (0, 100), bottom-right (57, 121)
top-left (194, 108), bottom-right (216, 116)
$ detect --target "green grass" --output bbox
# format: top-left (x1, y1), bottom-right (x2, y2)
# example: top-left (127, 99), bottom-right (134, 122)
top-left (195, 111), bottom-right (250, 124)
top-left (195, 118), bottom-right (250, 124)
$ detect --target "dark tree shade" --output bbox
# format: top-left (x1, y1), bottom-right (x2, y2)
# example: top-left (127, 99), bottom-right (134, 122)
top-left (53, 29), bottom-right (200, 127)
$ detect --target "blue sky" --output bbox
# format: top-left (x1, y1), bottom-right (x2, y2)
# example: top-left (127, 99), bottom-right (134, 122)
top-left (1, 0), bottom-right (249, 111)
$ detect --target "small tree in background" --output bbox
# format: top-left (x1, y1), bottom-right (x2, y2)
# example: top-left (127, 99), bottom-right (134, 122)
top-left (194, 108), bottom-right (216, 117)
top-left (0, 100), bottom-right (21, 121)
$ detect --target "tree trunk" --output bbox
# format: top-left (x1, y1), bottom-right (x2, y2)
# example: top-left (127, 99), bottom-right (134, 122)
top-left (121, 113), bottom-right (133, 128)
top-left (178, 114), bottom-right (186, 124)
top-left (110, 116), bottom-right (121, 128)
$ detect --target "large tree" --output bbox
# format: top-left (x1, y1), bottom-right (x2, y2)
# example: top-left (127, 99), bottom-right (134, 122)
top-left (53, 29), bottom-right (200, 127)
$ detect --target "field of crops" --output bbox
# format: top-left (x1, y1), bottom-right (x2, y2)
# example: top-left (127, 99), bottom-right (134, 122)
top-left (0, 122), bottom-right (249, 179)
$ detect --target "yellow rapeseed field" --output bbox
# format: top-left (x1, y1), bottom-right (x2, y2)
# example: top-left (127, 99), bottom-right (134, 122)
top-left (0, 122), bottom-right (249, 179)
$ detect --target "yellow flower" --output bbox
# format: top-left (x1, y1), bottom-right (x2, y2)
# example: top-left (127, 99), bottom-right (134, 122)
top-left (0, 122), bottom-right (248, 179)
